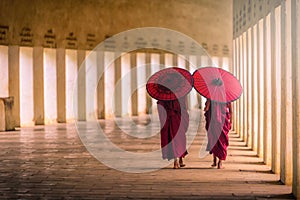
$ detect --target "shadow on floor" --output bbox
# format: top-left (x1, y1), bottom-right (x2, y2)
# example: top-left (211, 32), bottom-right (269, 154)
top-left (238, 169), bottom-right (273, 174)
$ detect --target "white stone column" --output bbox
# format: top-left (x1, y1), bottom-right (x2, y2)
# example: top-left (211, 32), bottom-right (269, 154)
top-left (238, 36), bottom-right (243, 139)
top-left (257, 19), bottom-right (265, 158)
top-left (263, 14), bottom-right (272, 166)
top-left (44, 48), bottom-right (57, 124)
top-left (0, 46), bottom-right (8, 97)
top-left (275, 5), bottom-right (283, 174)
top-left (137, 53), bottom-right (146, 115)
top-left (280, 0), bottom-right (293, 186)
top-left (241, 32), bottom-right (248, 145)
top-left (145, 52), bottom-right (152, 114)
top-left (121, 53), bottom-right (131, 116)
top-left (114, 54), bottom-right (122, 117)
top-left (8, 46), bottom-right (20, 127)
top-left (238, 36), bottom-right (244, 138)
top-left (292, 0), bottom-right (300, 197)
top-left (56, 48), bottom-right (66, 123)
top-left (211, 56), bottom-right (219, 68)
top-left (131, 52), bottom-right (138, 116)
top-left (252, 24), bottom-right (258, 153)
top-left (33, 46), bottom-right (44, 125)
top-left (247, 28), bottom-right (253, 148)
top-left (97, 51), bottom-right (105, 119)
top-left (233, 39), bottom-right (238, 132)
top-left (165, 53), bottom-right (172, 67)
top-left (65, 50), bottom-right (77, 121)
top-left (19, 47), bottom-right (34, 126)
top-left (172, 53), bottom-right (178, 67)
top-left (221, 57), bottom-right (229, 71)
top-left (231, 40), bottom-right (235, 131)
top-left (234, 38), bottom-right (240, 134)
top-left (187, 55), bottom-right (198, 109)
top-left (150, 53), bottom-right (160, 110)
top-left (104, 52), bottom-right (115, 118)
top-left (271, 7), bottom-right (281, 174)
top-left (77, 50), bottom-right (86, 121)
top-left (160, 52), bottom-right (165, 67)
top-left (85, 51), bottom-right (97, 121)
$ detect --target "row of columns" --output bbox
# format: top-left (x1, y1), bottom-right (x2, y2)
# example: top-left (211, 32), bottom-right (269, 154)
top-left (233, 0), bottom-right (300, 198)
top-left (0, 45), bottom-right (231, 127)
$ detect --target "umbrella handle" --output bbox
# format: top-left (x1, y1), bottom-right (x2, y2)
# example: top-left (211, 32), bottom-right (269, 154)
top-left (204, 99), bottom-right (210, 111)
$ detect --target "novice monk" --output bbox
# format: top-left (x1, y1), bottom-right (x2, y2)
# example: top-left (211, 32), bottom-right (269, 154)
top-left (157, 96), bottom-right (189, 169)
top-left (204, 99), bottom-right (232, 169)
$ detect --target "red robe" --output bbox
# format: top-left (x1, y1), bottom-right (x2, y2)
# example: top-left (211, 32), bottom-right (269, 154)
top-left (157, 97), bottom-right (189, 160)
top-left (205, 100), bottom-right (231, 160)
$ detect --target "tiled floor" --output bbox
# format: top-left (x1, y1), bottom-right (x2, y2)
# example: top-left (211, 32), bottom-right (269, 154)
top-left (0, 110), bottom-right (294, 199)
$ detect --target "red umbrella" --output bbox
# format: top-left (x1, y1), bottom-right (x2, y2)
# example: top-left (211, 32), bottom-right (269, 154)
top-left (192, 66), bottom-right (242, 103)
top-left (146, 67), bottom-right (193, 101)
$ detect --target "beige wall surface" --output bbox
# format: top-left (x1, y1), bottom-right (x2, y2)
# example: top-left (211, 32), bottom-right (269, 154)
top-left (233, 0), bottom-right (283, 38)
top-left (0, 0), bottom-right (232, 57)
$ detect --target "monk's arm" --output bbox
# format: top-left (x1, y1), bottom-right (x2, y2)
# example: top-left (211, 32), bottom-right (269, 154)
top-left (228, 103), bottom-right (233, 122)
top-left (204, 99), bottom-right (210, 111)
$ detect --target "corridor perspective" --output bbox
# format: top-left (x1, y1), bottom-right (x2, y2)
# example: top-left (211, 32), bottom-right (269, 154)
top-left (0, 0), bottom-right (300, 199)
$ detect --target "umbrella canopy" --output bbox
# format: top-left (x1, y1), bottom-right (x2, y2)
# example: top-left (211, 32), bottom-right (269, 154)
top-left (192, 66), bottom-right (242, 103)
top-left (146, 67), bottom-right (193, 101)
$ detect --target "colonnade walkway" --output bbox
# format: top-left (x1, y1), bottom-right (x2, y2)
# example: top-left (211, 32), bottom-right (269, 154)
top-left (0, 110), bottom-right (294, 199)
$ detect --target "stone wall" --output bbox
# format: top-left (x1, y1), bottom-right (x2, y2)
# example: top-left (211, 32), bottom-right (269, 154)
top-left (0, 0), bottom-right (232, 57)
top-left (233, 0), bottom-right (283, 38)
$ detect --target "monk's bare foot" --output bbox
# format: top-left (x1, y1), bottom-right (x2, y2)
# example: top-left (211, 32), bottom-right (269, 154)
top-left (211, 156), bottom-right (217, 167)
top-left (217, 160), bottom-right (224, 169)
top-left (173, 159), bottom-right (180, 169)
top-left (179, 158), bottom-right (185, 167)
